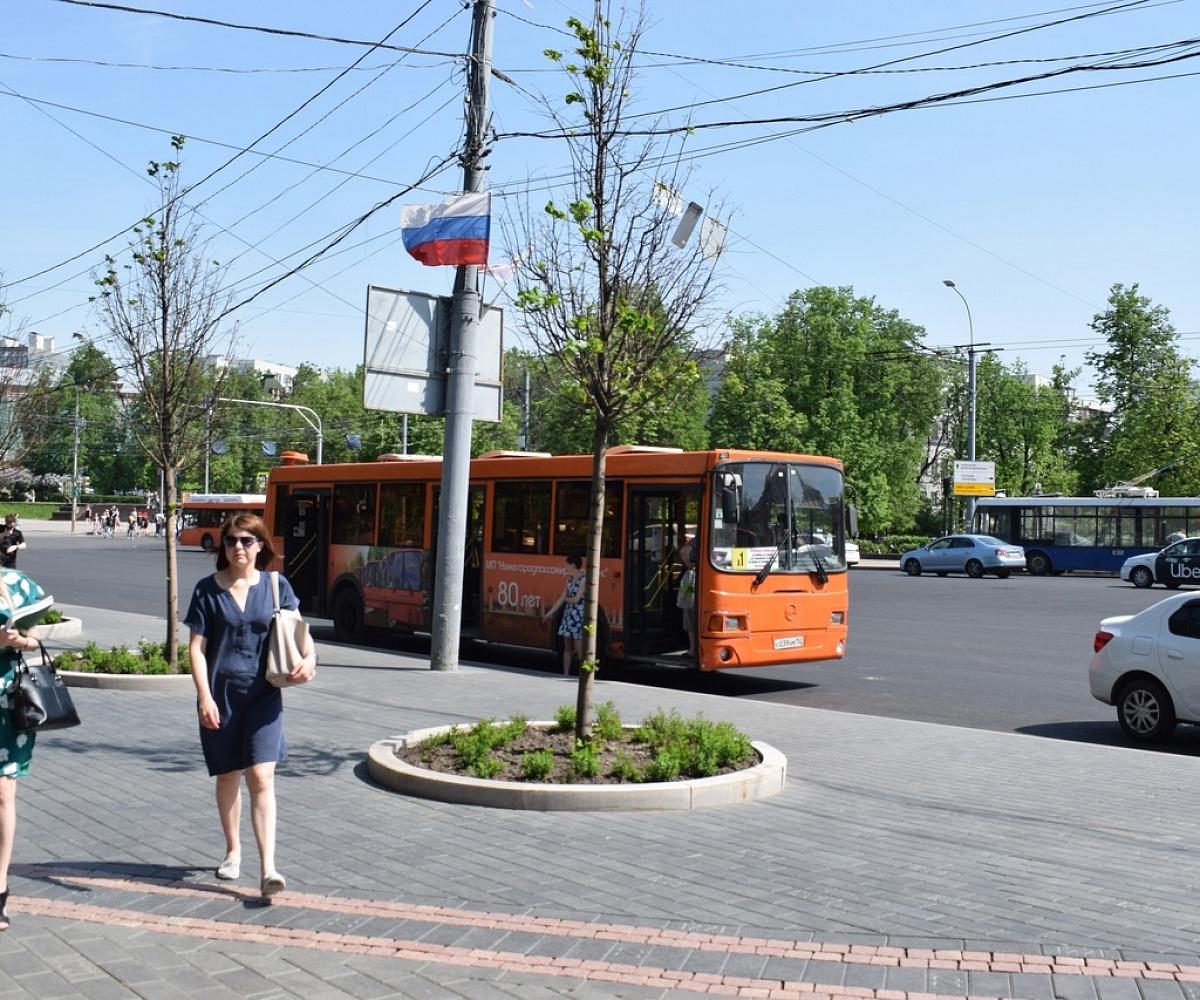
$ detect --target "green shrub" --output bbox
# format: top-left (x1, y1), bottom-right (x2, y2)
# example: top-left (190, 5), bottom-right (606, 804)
top-left (471, 756), bottom-right (504, 780)
top-left (593, 701), bottom-right (624, 741)
top-left (569, 740), bottom-right (599, 780)
top-left (644, 748), bottom-right (684, 782)
top-left (51, 639), bottom-right (190, 675)
top-left (522, 748), bottom-right (555, 781)
top-left (608, 751), bottom-right (643, 783)
top-left (552, 705), bottom-right (575, 732)
top-left (634, 709), bottom-right (754, 778)
top-left (449, 716), bottom-right (527, 771)
top-left (40, 608), bottom-right (64, 625)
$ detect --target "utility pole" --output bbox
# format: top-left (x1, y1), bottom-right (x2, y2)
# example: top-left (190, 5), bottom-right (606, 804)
top-left (430, 0), bottom-right (495, 672)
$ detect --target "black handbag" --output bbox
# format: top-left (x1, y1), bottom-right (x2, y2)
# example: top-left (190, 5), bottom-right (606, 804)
top-left (9, 642), bottom-right (81, 732)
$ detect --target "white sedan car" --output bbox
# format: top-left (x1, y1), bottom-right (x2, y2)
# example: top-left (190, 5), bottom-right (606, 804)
top-left (845, 541), bottom-right (860, 566)
top-left (1089, 591), bottom-right (1200, 742)
top-left (1120, 536), bottom-right (1200, 588)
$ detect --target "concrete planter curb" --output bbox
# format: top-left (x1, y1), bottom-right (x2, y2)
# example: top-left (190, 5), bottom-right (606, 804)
top-left (60, 671), bottom-right (193, 692)
top-left (367, 722), bottom-right (786, 812)
top-left (35, 617), bottom-right (83, 642)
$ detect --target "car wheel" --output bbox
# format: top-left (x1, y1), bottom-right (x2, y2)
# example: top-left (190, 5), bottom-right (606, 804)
top-left (995, 570), bottom-right (1011, 579)
top-left (1130, 566), bottom-right (1154, 589)
top-left (1116, 677), bottom-right (1176, 743)
top-left (333, 589), bottom-right (365, 644)
top-left (904, 559), bottom-right (922, 577)
top-left (1026, 551), bottom-right (1052, 576)
top-left (965, 559), bottom-right (984, 579)
top-left (200, 533), bottom-right (215, 552)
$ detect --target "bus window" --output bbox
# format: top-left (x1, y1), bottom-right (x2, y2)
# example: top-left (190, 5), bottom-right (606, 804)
top-left (492, 482), bottom-right (551, 554)
top-left (379, 482), bottom-right (426, 548)
top-left (332, 484), bottom-right (376, 546)
top-left (554, 481), bottom-right (623, 558)
top-left (271, 484), bottom-right (289, 538)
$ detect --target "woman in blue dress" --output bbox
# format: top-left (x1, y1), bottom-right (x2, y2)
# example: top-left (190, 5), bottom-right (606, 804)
top-left (543, 552), bottom-right (585, 675)
top-left (185, 514), bottom-right (315, 900)
top-left (0, 569), bottom-right (50, 932)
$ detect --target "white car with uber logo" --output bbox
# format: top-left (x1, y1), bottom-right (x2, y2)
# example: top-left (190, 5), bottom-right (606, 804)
top-left (1120, 537), bottom-right (1200, 589)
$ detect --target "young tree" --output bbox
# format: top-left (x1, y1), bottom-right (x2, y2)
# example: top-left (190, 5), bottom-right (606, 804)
top-left (1085, 283), bottom-right (1200, 494)
top-left (91, 138), bottom-right (237, 667)
top-left (512, 3), bottom-right (722, 736)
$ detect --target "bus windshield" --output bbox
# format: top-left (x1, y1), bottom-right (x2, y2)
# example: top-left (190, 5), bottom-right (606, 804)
top-left (711, 461), bottom-right (846, 575)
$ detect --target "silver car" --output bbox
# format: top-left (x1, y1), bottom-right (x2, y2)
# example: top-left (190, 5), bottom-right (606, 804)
top-left (900, 534), bottom-right (1026, 579)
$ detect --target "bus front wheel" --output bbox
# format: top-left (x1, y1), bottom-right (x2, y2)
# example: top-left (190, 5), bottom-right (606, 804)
top-left (333, 590), bottom-right (365, 644)
top-left (1026, 551), bottom-right (1052, 576)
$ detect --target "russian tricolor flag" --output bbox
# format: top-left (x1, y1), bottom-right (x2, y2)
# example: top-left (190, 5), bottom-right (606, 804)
top-left (401, 192), bottom-right (491, 267)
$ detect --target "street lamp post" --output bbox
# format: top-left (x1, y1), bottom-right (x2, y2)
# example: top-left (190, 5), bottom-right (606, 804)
top-left (943, 279), bottom-right (977, 528)
top-left (217, 397), bottom-right (324, 465)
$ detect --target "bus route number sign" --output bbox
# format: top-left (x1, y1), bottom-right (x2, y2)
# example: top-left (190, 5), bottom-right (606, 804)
top-left (731, 547), bottom-right (777, 570)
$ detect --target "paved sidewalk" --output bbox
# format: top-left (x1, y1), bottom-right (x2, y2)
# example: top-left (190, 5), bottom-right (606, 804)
top-left (3, 528), bottom-right (1199, 997)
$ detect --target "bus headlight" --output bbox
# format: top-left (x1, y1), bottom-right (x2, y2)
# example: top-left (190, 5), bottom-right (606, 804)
top-left (708, 614), bottom-right (746, 632)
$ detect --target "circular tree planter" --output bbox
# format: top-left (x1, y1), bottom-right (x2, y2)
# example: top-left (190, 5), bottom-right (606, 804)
top-left (59, 671), bottom-right (193, 691)
top-left (367, 722), bottom-right (787, 812)
top-left (35, 617), bottom-right (83, 643)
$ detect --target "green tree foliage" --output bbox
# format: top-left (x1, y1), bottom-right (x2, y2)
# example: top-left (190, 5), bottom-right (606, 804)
top-left (709, 287), bottom-right (943, 534)
top-left (942, 355), bottom-right (1080, 498)
top-left (501, 347), bottom-right (709, 456)
top-left (19, 341), bottom-right (148, 497)
top-left (1085, 283), bottom-right (1200, 495)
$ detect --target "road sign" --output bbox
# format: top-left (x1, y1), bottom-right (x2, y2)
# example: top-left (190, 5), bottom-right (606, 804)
top-left (954, 460), bottom-right (995, 497)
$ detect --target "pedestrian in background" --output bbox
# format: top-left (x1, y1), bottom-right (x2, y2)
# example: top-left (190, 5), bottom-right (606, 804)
top-left (185, 514), bottom-right (315, 900)
top-left (0, 517), bottom-right (26, 570)
top-left (543, 551), bottom-right (585, 675)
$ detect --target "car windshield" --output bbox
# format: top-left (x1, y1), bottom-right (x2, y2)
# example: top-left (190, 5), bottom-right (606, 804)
top-left (709, 460), bottom-right (846, 574)
top-left (976, 536), bottom-right (1008, 547)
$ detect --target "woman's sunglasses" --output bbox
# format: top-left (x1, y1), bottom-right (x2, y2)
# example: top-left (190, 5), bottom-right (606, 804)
top-left (223, 535), bottom-right (260, 548)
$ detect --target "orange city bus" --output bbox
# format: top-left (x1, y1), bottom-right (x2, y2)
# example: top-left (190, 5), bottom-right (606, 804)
top-left (179, 493), bottom-right (267, 550)
top-left (263, 447), bottom-right (851, 671)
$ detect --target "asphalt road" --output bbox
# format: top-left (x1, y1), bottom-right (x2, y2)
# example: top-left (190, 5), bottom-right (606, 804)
top-left (21, 530), bottom-right (1198, 750)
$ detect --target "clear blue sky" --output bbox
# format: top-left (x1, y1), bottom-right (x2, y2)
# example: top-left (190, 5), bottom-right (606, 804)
top-left (3, 0), bottom-right (1197, 396)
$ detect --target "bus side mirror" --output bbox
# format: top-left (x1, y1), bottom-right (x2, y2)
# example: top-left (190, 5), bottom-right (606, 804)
top-left (846, 505), bottom-right (859, 539)
top-left (720, 473), bottom-right (741, 523)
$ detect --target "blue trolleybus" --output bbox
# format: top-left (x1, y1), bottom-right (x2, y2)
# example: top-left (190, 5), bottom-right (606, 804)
top-left (972, 495), bottom-right (1200, 575)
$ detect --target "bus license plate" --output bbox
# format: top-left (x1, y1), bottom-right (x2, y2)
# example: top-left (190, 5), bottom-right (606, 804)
top-left (774, 636), bottom-right (805, 650)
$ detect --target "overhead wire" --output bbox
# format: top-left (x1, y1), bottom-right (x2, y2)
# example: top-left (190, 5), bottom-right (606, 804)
top-left (6, 0), bottom-right (465, 326)
top-left (46, 0), bottom-right (460, 59)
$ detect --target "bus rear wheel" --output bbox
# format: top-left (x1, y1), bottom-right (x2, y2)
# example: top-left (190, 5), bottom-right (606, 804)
top-left (1026, 551), bottom-right (1052, 576)
top-left (200, 533), bottom-right (215, 552)
top-left (333, 590), bottom-right (365, 644)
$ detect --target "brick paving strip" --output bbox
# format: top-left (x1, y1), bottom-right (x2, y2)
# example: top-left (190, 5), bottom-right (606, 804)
top-left (12, 868), bottom-right (1200, 1000)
